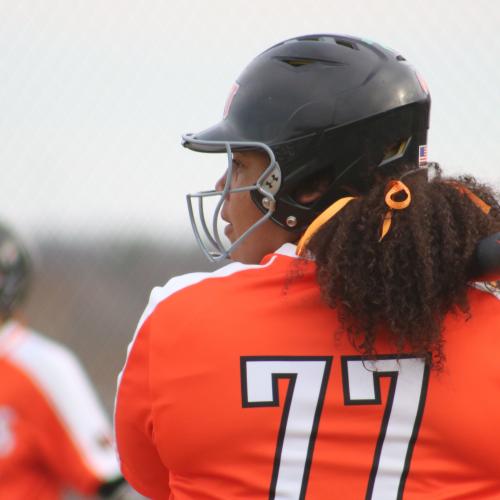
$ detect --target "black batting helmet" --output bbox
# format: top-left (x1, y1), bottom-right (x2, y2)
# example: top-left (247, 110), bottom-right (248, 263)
top-left (183, 34), bottom-right (431, 260)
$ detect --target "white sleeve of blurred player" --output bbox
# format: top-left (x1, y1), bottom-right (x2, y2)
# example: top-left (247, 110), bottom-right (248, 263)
top-left (6, 320), bottom-right (121, 488)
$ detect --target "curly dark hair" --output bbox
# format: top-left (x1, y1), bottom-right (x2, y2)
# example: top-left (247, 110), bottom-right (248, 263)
top-left (305, 165), bottom-right (500, 368)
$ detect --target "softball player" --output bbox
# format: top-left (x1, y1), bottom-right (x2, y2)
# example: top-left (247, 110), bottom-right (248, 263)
top-left (116, 34), bottom-right (500, 499)
top-left (0, 224), bottom-right (127, 499)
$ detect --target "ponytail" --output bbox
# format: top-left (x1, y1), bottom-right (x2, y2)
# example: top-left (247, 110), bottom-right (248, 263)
top-left (303, 166), bottom-right (500, 367)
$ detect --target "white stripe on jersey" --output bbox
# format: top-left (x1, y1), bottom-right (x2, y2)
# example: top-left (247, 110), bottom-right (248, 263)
top-left (3, 321), bottom-right (120, 481)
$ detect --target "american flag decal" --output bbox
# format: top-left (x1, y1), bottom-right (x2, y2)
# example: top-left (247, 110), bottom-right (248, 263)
top-left (418, 145), bottom-right (428, 166)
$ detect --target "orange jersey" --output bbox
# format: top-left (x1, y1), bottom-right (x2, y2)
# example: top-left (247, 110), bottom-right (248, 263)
top-left (0, 320), bottom-right (121, 499)
top-left (115, 243), bottom-right (500, 499)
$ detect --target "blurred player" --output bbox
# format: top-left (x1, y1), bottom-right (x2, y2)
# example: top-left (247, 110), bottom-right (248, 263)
top-left (0, 223), bottom-right (129, 499)
top-left (115, 34), bottom-right (500, 499)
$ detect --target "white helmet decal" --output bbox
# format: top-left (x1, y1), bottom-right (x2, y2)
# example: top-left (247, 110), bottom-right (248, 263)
top-left (261, 164), bottom-right (282, 195)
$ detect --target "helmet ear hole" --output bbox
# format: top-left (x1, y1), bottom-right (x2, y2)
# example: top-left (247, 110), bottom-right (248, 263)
top-left (290, 170), bottom-right (341, 207)
top-left (295, 191), bottom-right (323, 206)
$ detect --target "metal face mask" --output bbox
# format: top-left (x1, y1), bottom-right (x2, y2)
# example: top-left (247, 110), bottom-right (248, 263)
top-left (183, 135), bottom-right (282, 263)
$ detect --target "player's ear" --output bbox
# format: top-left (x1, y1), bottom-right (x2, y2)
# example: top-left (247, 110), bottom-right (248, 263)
top-left (296, 190), bottom-right (324, 205)
top-left (293, 176), bottom-right (331, 206)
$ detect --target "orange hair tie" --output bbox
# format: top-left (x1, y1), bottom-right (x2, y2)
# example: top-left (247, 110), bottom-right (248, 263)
top-left (296, 196), bottom-right (357, 256)
top-left (379, 180), bottom-right (412, 241)
top-left (448, 182), bottom-right (491, 215)
top-left (295, 179), bottom-right (490, 254)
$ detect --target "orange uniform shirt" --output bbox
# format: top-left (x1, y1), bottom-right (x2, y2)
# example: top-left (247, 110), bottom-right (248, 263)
top-left (0, 320), bottom-right (121, 499)
top-left (115, 243), bottom-right (500, 499)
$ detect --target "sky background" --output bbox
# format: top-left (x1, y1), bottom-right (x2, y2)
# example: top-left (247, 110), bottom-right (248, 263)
top-left (1, 0), bottom-right (499, 244)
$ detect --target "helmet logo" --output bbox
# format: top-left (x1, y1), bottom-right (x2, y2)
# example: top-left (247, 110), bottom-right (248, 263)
top-left (415, 72), bottom-right (429, 94)
top-left (261, 165), bottom-right (282, 195)
top-left (223, 82), bottom-right (240, 119)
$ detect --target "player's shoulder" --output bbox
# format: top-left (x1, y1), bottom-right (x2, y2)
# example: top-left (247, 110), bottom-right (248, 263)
top-left (164, 243), bottom-right (298, 292)
top-left (16, 324), bottom-right (78, 364)
top-left (139, 243), bottom-right (301, 329)
top-left (6, 321), bottom-right (88, 388)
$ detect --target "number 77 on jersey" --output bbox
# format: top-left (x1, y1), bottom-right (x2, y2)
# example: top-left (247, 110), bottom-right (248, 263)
top-left (240, 355), bottom-right (429, 500)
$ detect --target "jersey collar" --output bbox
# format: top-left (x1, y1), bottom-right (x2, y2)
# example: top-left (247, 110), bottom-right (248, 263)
top-left (273, 242), bottom-right (300, 258)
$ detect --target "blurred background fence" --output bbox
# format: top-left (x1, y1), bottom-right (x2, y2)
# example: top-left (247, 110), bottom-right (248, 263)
top-left (23, 237), bottom-right (218, 415)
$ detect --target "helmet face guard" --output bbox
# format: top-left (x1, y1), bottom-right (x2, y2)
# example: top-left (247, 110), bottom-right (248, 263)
top-left (184, 136), bottom-right (282, 262)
